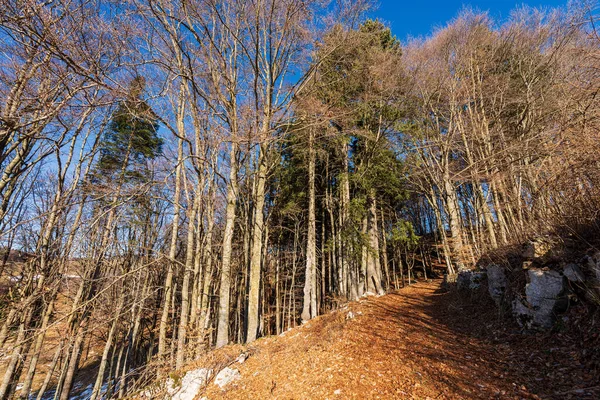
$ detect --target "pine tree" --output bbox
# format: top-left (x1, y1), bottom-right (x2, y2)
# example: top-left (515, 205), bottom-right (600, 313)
top-left (96, 77), bottom-right (162, 184)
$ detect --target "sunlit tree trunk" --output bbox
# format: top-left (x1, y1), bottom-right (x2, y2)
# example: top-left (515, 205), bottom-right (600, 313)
top-left (302, 128), bottom-right (317, 321)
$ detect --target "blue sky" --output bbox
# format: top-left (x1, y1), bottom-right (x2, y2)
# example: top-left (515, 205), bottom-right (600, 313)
top-left (371, 0), bottom-right (570, 40)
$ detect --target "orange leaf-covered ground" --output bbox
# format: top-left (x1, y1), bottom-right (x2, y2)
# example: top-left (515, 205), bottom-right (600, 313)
top-left (191, 280), bottom-right (598, 399)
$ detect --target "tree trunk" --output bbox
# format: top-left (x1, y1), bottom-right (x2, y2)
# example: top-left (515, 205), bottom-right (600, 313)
top-left (246, 145), bottom-right (267, 343)
top-left (158, 119), bottom-right (184, 362)
top-left (216, 143), bottom-right (238, 348)
top-left (176, 193), bottom-right (199, 368)
top-left (367, 191), bottom-right (384, 295)
top-left (302, 129), bottom-right (317, 322)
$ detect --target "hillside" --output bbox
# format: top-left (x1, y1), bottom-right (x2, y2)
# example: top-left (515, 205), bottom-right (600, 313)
top-left (161, 280), bottom-right (598, 400)
top-left (1, 2), bottom-right (599, 398)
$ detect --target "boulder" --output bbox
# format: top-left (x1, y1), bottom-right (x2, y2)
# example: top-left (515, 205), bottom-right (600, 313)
top-left (486, 265), bottom-right (508, 305)
top-left (457, 270), bottom-right (486, 291)
top-left (513, 269), bottom-right (566, 329)
top-left (214, 367), bottom-right (241, 389)
top-left (168, 368), bottom-right (212, 400)
top-left (512, 298), bottom-right (533, 327)
top-left (236, 352), bottom-right (248, 364)
top-left (563, 263), bottom-right (585, 283)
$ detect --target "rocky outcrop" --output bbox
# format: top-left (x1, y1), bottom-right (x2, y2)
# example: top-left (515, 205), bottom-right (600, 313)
top-left (563, 263), bottom-right (585, 283)
top-left (456, 270), bottom-right (486, 291)
top-left (214, 367), bottom-right (241, 389)
top-left (512, 269), bottom-right (566, 329)
top-left (149, 352), bottom-right (248, 400)
top-left (486, 264), bottom-right (508, 306)
top-left (447, 237), bottom-right (599, 329)
top-left (167, 369), bottom-right (212, 400)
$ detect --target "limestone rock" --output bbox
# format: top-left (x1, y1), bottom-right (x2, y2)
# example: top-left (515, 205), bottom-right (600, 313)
top-left (170, 368), bottom-right (212, 400)
top-left (563, 263), bottom-right (585, 283)
top-left (486, 265), bottom-right (508, 305)
top-left (457, 270), bottom-right (486, 291)
top-left (214, 367), bottom-right (241, 389)
top-left (512, 298), bottom-right (533, 327)
top-left (517, 269), bottom-right (566, 329)
top-left (236, 353), bottom-right (248, 364)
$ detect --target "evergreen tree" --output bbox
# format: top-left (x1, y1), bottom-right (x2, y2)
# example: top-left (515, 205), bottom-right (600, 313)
top-left (96, 77), bottom-right (163, 184)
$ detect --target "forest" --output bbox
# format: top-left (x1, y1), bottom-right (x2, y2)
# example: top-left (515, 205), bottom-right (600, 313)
top-left (0, 0), bottom-right (599, 398)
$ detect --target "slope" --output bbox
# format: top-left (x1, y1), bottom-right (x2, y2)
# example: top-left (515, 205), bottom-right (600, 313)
top-left (173, 280), bottom-right (598, 400)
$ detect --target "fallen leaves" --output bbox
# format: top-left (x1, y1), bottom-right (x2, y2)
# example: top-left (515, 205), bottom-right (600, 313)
top-left (192, 280), bottom-right (599, 399)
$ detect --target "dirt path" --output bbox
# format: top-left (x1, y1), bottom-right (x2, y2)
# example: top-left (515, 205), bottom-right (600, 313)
top-left (199, 280), bottom-right (598, 399)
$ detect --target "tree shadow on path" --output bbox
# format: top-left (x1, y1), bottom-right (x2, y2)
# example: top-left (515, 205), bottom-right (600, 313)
top-left (349, 280), bottom-right (598, 399)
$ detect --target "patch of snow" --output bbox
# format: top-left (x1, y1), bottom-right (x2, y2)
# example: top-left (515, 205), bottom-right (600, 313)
top-left (214, 367), bottom-right (240, 389)
top-left (36, 389), bottom-right (56, 400)
top-left (36, 378), bottom-right (123, 399)
top-left (334, 389), bottom-right (342, 395)
top-left (76, 386), bottom-right (93, 399)
top-left (361, 291), bottom-right (376, 298)
top-left (70, 382), bottom-right (112, 400)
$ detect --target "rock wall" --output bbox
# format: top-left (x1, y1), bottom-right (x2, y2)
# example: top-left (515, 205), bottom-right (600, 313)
top-left (456, 242), bottom-right (600, 330)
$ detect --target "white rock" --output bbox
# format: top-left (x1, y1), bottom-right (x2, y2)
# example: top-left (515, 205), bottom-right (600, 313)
top-left (514, 269), bottom-right (566, 329)
top-left (171, 368), bottom-right (213, 400)
top-left (214, 367), bottom-right (241, 389)
top-left (346, 311), bottom-right (355, 320)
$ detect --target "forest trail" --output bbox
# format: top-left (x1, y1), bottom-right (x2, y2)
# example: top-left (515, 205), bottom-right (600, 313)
top-left (198, 280), bottom-right (597, 400)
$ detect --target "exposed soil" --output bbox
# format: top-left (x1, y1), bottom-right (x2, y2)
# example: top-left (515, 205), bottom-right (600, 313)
top-left (196, 280), bottom-right (599, 400)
